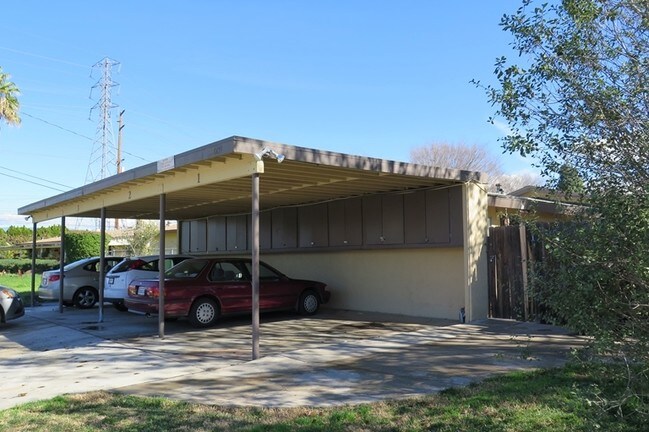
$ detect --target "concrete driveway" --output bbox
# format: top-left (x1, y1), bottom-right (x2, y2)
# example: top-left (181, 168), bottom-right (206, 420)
top-left (0, 304), bottom-right (587, 410)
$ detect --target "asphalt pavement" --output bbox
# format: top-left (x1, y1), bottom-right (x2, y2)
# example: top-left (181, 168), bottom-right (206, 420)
top-left (0, 304), bottom-right (587, 410)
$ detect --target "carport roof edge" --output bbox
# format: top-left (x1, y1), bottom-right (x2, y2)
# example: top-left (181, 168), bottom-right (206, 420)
top-left (18, 135), bottom-right (485, 223)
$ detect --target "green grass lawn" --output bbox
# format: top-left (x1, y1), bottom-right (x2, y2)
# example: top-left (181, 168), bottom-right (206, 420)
top-left (0, 273), bottom-right (38, 303)
top-left (0, 365), bottom-right (644, 432)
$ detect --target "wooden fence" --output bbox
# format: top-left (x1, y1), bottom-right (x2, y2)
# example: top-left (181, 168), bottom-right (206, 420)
top-left (487, 225), bottom-right (544, 320)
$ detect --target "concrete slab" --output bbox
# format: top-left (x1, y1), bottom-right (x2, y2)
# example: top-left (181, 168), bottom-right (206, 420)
top-left (0, 305), bottom-right (588, 410)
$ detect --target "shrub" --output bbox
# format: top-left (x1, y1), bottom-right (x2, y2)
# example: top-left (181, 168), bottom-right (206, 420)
top-left (0, 259), bottom-right (59, 274)
top-left (64, 232), bottom-right (110, 263)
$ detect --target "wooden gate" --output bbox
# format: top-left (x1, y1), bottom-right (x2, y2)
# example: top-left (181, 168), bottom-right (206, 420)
top-left (487, 225), bottom-right (540, 320)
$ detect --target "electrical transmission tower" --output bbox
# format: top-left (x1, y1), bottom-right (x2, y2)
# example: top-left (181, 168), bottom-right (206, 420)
top-left (86, 57), bottom-right (120, 184)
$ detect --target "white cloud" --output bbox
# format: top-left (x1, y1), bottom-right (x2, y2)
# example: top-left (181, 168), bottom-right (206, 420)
top-left (0, 213), bottom-right (32, 229)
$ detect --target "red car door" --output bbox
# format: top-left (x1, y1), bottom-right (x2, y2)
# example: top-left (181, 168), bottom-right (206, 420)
top-left (208, 261), bottom-right (252, 313)
top-left (244, 262), bottom-right (298, 310)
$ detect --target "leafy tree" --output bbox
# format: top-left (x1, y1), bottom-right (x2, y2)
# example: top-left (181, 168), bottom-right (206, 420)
top-left (0, 225), bottom-right (62, 245)
top-left (5, 226), bottom-right (32, 244)
top-left (0, 67), bottom-right (20, 127)
top-left (481, 0), bottom-right (649, 414)
top-left (36, 225), bottom-right (61, 240)
top-left (556, 164), bottom-right (584, 196)
top-left (128, 220), bottom-right (160, 256)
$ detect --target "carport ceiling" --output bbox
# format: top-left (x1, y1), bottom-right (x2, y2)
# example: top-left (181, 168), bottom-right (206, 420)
top-left (19, 136), bottom-right (485, 223)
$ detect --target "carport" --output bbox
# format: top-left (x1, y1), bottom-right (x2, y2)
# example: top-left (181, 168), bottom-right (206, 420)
top-left (18, 136), bottom-right (489, 358)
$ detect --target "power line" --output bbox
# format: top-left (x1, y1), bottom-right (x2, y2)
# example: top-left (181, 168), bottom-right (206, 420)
top-left (0, 165), bottom-right (73, 189)
top-left (0, 171), bottom-right (68, 192)
top-left (123, 150), bottom-right (151, 163)
top-left (21, 111), bottom-right (151, 163)
top-left (0, 46), bottom-right (88, 69)
top-left (22, 111), bottom-right (93, 141)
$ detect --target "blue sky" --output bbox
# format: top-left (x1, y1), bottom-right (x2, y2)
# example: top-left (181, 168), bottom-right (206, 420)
top-left (0, 0), bottom-right (532, 228)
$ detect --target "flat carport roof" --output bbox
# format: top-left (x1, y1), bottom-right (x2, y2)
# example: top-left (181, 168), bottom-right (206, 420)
top-left (18, 136), bottom-right (484, 223)
top-left (17, 136), bottom-right (486, 358)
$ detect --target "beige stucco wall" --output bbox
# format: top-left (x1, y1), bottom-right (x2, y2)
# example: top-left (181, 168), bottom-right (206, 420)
top-left (463, 182), bottom-right (489, 321)
top-left (164, 230), bottom-right (178, 254)
top-left (262, 248), bottom-right (465, 320)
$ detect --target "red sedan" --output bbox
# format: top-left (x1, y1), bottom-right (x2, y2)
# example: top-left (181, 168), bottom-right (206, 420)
top-left (125, 257), bottom-right (330, 327)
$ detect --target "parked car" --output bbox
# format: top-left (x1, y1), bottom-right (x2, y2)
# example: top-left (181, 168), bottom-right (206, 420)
top-left (104, 255), bottom-right (194, 311)
top-left (125, 257), bottom-right (330, 327)
top-left (0, 286), bottom-right (25, 323)
top-left (38, 256), bottom-right (124, 308)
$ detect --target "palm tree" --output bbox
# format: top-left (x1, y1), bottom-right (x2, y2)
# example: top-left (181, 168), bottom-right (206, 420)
top-left (0, 67), bottom-right (21, 126)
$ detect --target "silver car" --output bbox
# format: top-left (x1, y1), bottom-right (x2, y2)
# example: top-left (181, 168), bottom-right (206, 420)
top-left (38, 256), bottom-right (124, 308)
top-left (0, 286), bottom-right (25, 323)
top-left (104, 255), bottom-right (193, 311)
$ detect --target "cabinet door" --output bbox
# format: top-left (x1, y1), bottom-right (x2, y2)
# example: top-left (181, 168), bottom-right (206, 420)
top-left (448, 186), bottom-right (464, 246)
top-left (363, 195), bottom-right (404, 245)
top-left (227, 215), bottom-right (247, 251)
top-left (404, 191), bottom-right (427, 244)
top-left (426, 189), bottom-right (451, 244)
top-left (190, 220), bottom-right (207, 253)
top-left (271, 207), bottom-right (297, 249)
top-left (299, 203), bottom-right (328, 247)
top-left (381, 194), bottom-right (404, 245)
top-left (207, 216), bottom-right (226, 252)
top-left (328, 198), bottom-right (362, 246)
top-left (180, 221), bottom-right (191, 254)
top-left (259, 211), bottom-right (272, 250)
top-left (362, 195), bottom-right (383, 245)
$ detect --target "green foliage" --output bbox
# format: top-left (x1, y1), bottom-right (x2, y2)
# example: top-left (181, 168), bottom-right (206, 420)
top-left (4, 225), bottom-right (32, 244)
top-left (482, 0), bottom-right (648, 190)
top-left (0, 66), bottom-right (21, 126)
top-left (64, 231), bottom-right (108, 263)
top-left (36, 225), bottom-right (62, 239)
top-left (129, 220), bottom-right (160, 256)
top-left (534, 193), bottom-right (649, 411)
top-left (0, 259), bottom-right (59, 274)
top-left (557, 164), bottom-right (584, 195)
top-left (481, 0), bottom-right (649, 415)
top-left (0, 225), bottom-right (62, 245)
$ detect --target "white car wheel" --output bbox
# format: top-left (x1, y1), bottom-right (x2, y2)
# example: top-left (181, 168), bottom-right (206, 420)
top-left (299, 291), bottom-right (320, 315)
top-left (189, 298), bottom-right (219, 327)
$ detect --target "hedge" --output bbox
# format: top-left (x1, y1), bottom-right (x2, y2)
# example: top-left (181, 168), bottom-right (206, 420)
top-left (0, 259), bottom-right (60, 274)
top-left (65, 232), bottom-right (105, 263)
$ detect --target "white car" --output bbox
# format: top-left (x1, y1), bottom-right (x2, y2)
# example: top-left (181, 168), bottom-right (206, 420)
top-left (1, 286), bottom-right (25, 323)
top-left (104, 255), bottom-right (193, 311)
top-left (39, 256), bottom-right (124, 308)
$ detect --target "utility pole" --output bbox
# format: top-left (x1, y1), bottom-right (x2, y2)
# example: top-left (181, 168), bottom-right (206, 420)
top-left (114, 109), bottom-right (125, 230)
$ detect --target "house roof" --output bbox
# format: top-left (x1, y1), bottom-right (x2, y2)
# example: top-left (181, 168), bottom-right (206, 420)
top-left (487, 191), bottom-right (577, 216)
top-left (19, 136), bottom-right (485, 224)
top-left (0, 236), bottom-right (61, 250)
top-left (509, 185), bottom-right (554, 198)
